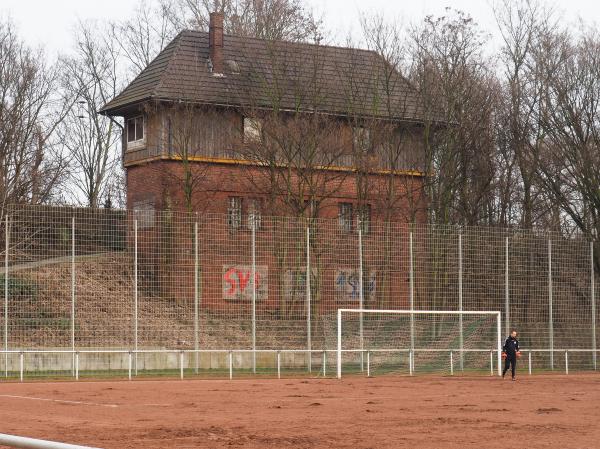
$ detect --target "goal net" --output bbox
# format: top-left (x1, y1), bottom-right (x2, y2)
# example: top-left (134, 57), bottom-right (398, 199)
top-left (336, 309), bottom-right (502, 378)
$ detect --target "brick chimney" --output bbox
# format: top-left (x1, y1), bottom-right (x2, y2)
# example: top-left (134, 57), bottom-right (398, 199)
top-left (209, 12), bottom-right (224, 74)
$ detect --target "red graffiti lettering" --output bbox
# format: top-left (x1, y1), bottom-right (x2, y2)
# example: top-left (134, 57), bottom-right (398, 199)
top-left (238, 270), bottom-right (251, 292)
top-left (224, 268), bottom-right (237, 295)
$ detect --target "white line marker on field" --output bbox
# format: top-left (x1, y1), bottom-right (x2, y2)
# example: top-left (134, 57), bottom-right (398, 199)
top-left (0, 394), bottom-right (119, 408)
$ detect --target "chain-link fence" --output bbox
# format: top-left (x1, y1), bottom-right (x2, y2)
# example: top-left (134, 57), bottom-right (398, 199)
top-left (0, 204), bottom-right (597, 378)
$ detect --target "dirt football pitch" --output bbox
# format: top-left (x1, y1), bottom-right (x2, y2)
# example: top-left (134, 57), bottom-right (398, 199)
top-left (0, 374), bottom-right (599, 448)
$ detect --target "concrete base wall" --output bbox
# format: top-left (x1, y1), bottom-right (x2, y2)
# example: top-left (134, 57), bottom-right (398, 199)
top-left (2, 350), bottom-right (324, 374)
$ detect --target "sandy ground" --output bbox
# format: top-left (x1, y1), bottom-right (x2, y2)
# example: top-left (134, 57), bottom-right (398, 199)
top-left (0, 374), bottom-right (599, 448)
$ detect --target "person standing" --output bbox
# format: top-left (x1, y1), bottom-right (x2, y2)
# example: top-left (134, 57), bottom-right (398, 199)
top-left (502, 330), bottom-right (521, 380)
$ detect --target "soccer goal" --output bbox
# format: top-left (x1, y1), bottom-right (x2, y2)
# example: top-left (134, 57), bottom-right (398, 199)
top-left (337, 309), bottom-right (502, 378)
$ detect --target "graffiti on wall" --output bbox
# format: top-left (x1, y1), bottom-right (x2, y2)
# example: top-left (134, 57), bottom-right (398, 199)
top-left (223, 265), bottom-right (268, 301)
top-left (283, 270), bottom-right (318, 302)
top-left (335, 269), bottom-right (376, 302)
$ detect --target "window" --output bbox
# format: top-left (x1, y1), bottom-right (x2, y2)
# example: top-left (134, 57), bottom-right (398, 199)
top-left (243, 117), bottom-right (262, 143)
top-left (357, 204), bottom-right (371, 235)
top-left (338, 203), bottom-right (353, 232)
top-left (247, 198), bottom-right (262, 230)
top-left (127, 116), bottom-right (145, 144)
top-left (228, 197), bottom-right (242, 230)
top-left (353, 126), bottom-right (371, 153)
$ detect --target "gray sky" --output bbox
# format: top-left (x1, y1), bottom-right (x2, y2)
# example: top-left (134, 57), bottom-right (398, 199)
top-left (3, 0), bottom-right (600, 56)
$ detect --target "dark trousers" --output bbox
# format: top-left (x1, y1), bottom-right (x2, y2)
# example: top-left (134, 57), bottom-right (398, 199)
top-left (503, 356), bottom-right (516, 378)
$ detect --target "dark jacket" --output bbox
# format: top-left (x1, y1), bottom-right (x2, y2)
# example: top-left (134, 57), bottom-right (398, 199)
top-left (503, 336), bottom-right (520, 357)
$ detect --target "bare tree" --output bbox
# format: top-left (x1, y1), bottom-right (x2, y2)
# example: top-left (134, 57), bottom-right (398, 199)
top-left (151, 102), bottom-right (219, 214)
top-left (532, 25), bottom-right (600, 267)
top-left (110, 0), bottom-right (179, 75)
top-left (234, 40), bottom-right (351, 217)
top-left (0, 20), bottom-right (70, 214)
top-left (353, 14), bottom-right (427, 223)
top-left (409, 9), bottom-right (499, 226)
top-left (60, 21), bottom-right (122, 208)
top-left (494, 0), bottom-right (556, 229)
top-left (162, 0), bottom-right (322, 42)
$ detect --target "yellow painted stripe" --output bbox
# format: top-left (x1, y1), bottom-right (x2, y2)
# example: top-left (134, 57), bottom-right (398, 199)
top-left (124, 153), bottom-right (425, 177)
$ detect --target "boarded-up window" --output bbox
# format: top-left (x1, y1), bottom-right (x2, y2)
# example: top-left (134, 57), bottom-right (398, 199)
top-left (243, 117), bottom-right (262, 143)
top-left (247, 198), bottom-right (262, 230)
top-left (132, 199), bottom-right (155, 229)
top-left (357, 204), bottom-right (371, 235)
top-left (338, 203), bottom-right (353, 232)
top-left (228, 196), bottom-right (242, 230)
top-left (352, 126), bottom-right (371, 153)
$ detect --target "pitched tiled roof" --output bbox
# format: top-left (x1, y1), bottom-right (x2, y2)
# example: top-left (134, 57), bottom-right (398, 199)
top-left (100, 30), bottom-right (425, 121)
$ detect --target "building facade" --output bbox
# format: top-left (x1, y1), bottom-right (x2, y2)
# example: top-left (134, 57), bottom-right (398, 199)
top-left (100, 13), bottom-right (431, 313)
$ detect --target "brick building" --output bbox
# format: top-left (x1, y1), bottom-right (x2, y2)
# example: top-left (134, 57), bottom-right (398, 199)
top-left (100, 13), bottom-right (431, 313)
top-left (100, 12), bottom-right (428, 226)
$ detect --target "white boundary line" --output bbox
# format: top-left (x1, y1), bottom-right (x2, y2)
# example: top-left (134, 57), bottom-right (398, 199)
top-left (0, 395), bottom-right (118, 408)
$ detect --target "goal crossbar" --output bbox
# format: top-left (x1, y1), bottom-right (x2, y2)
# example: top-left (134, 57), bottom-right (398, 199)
top-left (336, 309), bottom-right (502, 378)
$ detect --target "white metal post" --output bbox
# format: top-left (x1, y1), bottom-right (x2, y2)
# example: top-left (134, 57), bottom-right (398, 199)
top-left (229, 351), bottom-right (233, 380)
top-left (75, 352), bottom-right (79, 381)
top-left (322, 350), bottom-right (326, 377)
top-left (337, 309), bottom-right (342, 379)
top-left (134, 219), bottom-right (138, 375)
top-left (450, 351), bottom-right (453, 376)
top-left (306, 227), bottom-right (311, 373)
top-left (251, 220), bottom-right (256, 374)
top-left (71, 216), bottom-right (75, 375)
top-left (591, 241), bottom-right (596, 370)
top-left (409, 232), bottom-right (415, 359)
top-left (180, 351), bottom-right (184, 380)
top-left (490, 350), bottom-right (493, 376)
top-left (194, 221), bottom-right (199, 374)
top-left (409, 350), bottom-right (413, 375)
top-left (19, 352), bottom-right (23, 382)
top-left (358, 228), bottom-right (364, 371)
top-left (367, 350), bottom-right (370, 377)
top-left (548, 238), bottom-right (554, 370)
top-left (458, 233), bottom-right (464, 371)
top-left (128, 352), bottom-right (132, 380)
top-left (565, 350), bottom-right (568, 375)
top-left (497, 312), bottom-right (502, 376)
top-left (4, 216), bottom-right (9, 378)
top-left (528, 351), bottom-right (532, 375)
top-left (277, 351), bottom-right (281, 379)
top-left (505, 236), bottom-right (510, 337)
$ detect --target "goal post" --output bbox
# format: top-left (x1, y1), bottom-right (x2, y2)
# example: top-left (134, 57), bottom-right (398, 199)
top-left (337, 309), bottom-right (502, 378)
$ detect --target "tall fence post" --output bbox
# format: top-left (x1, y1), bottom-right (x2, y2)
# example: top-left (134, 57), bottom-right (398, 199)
top-left (591, 241), bottom-right (596, 371)
top-left (548, 238), bottom-right (554, 370)
top-left (409, 231), bottom-right (415, 360)
top-left (337, 309), bottom-right (342, 379)
top-left (505, 236), bottom-right (510, 337)
top-left (71, 216), bottom-right (76, 375)
top-left (306, 226), bottom-right (312, 373)
top-left (251, 218), bottom-right (256, 374)
top-left (458, 232), bottom-right (464, 371)
top-left (134, 219), bottom-right (138, 375)
top-left (358, 227), bottom-right (364, 371)
top-left (194, 220), bottom-right (199, 374)
top-left (4, 216), bottom-right (9, 378)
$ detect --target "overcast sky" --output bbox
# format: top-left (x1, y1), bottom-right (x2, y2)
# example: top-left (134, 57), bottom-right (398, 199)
top-left (2, 0), bottom-right (600, 57)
